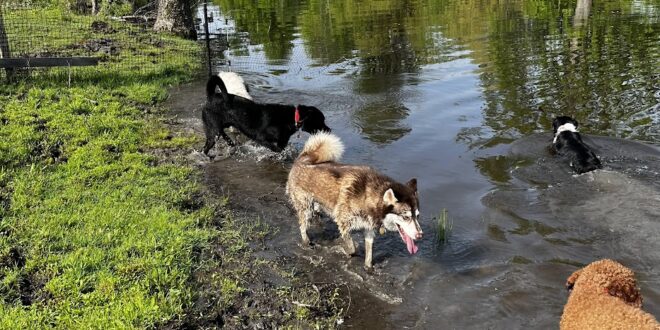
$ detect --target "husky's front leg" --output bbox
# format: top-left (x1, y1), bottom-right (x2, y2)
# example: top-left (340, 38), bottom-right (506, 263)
top-left (364, 229), bottom-right (375, 269)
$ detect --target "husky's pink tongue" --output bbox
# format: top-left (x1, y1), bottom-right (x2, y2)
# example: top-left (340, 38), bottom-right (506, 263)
top-left (398, 227), bottom-right (419, 254)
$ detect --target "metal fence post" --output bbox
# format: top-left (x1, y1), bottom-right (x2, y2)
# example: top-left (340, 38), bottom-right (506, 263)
top-left (0, 5), bottom-right (14, 78)
top-left (203, 2), bottom-right (212, 77)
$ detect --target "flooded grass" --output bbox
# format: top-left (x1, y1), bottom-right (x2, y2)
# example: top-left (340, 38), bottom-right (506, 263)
top-left (435, 208), bottom-right (453, 246)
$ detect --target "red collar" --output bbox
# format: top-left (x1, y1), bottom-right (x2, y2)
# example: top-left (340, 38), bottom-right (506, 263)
top-left (294, 106), bottom-right (301, 129)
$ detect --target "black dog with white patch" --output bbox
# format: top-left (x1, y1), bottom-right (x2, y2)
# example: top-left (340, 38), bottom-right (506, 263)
top-left (551, 116), bottom-right (602, 174)
top-left (202, 75), bottom-right (331, 157)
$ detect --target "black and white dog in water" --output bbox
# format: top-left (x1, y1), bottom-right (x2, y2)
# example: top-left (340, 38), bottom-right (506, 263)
top-left (202, 73), bottom-right (331, 157)
top-left (551, 116), bottom-right (602, 174)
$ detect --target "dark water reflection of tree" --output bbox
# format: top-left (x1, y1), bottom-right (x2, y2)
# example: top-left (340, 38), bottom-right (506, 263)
top-left (214, 0), bottom-right (660, 143)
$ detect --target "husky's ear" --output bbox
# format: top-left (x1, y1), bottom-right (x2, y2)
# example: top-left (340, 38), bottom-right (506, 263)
top-left (406, 178), bottom-right (417, 192)
top-left (383, 188), bottom-right (398, 205)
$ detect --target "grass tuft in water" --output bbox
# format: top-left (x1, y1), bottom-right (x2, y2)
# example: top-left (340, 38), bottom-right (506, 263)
top-left (436, 208), bottom-right (453, 245)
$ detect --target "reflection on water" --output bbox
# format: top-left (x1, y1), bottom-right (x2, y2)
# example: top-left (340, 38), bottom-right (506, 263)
top-left (212, 0), bottom-right (659, 142)
top-left (200, 0), bottom-right (660, 327)
top-left (354, 102), bottom-right (411, 144)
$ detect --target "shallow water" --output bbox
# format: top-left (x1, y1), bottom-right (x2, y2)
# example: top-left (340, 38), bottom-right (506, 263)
top-left (187, 0), bottom-right (660, 327)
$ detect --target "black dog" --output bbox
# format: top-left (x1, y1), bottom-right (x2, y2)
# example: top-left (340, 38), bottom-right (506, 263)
top-left (551, 116), bottom-right (602, 174)
top-left (202, 75), bottom-right (331, 157)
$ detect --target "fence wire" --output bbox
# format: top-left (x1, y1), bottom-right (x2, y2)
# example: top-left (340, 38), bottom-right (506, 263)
top-left (0, 2), bottom-right (204, 81)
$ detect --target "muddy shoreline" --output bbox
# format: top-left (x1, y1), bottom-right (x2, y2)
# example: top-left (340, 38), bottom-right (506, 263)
top-left (164, 80), bottom-right (408, 328)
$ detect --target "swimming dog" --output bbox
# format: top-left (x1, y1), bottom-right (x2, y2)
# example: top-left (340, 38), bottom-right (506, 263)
top-left (552, 116), bottom-right (602, 174)
top-left (202, 75), bottom-right (331, 157)
top-left (286, 132), bottom-right (423, 269)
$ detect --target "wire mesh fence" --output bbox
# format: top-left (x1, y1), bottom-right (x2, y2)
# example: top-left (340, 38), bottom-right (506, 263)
top-left (194, 2), bottom-right (364, 87)
top-left (0, 1), bottom-right (205, 82)
top-left (0, 1), bottom-right (337, 84)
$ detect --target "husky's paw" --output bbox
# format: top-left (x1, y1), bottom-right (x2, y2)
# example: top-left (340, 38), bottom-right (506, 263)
top-left (363, 265), bottom-right (374, 273)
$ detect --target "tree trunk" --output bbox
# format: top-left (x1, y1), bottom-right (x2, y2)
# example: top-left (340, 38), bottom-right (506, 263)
top-left (154, 0), bottom-right (197, 40)
top-left (573, 0), bottom-right (592, 27)
top-left (570, 0), bottom-right (591, 64)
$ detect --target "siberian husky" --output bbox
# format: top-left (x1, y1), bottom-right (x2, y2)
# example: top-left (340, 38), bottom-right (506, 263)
top-left (286, 133), bottom-right (422, 269)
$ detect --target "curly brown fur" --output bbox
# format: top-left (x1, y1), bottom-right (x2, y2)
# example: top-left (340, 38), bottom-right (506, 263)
top-left (560, 259), bottom-right (660, 330)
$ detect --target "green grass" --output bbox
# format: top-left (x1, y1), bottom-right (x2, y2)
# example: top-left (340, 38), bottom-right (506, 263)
top-left (2, 5), bottom-right (200, 84)
top-left (1, 6), bottom-right (348, 329)
top-left (0, 7), bottom-right (212, 329)
top-left (436, 208), bottom-right (452, 245)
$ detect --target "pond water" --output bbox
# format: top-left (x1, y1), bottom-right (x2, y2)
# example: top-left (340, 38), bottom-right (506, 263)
top-left (193, 0), bottom-right (660, 328)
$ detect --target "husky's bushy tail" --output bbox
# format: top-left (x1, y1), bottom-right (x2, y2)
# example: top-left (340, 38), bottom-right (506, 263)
top-left (297, 132), bottom-right (344, 165)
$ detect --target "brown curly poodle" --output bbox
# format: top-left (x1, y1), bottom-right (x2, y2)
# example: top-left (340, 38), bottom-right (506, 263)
top-left (560, 259), bottom-right (660, 329)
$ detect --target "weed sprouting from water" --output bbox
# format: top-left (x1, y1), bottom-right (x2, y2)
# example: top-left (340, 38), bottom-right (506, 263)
top-left (436, 208), bottom-right (452, 246)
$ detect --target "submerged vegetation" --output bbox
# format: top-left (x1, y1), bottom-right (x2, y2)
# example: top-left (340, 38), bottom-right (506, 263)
top-left (0, 5), bottom-right (346, 329)
top-left (435, 208), bottom-right (452, 245)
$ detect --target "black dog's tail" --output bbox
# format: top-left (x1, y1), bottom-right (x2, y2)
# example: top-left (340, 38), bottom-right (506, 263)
top-left (206, 75), bottom-right (232, 103)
